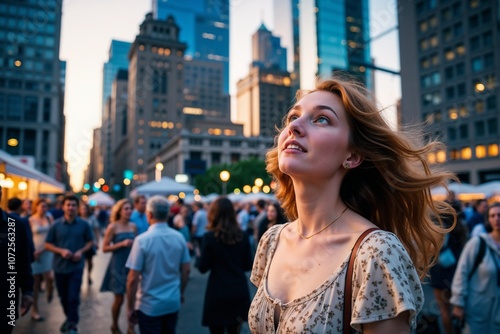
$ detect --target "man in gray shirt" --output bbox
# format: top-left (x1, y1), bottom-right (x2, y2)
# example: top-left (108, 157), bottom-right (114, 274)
top-left (45, 195), bottom-right (93, 334)
top-left (126, 196), bottom-right (190, 334)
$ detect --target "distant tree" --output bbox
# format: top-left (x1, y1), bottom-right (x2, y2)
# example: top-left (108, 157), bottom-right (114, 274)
top-left (194, 158), bottom-right (272, 195)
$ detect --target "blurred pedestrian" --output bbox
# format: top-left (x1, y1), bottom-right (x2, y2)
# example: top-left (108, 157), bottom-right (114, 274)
top-left (256, 202), bottom-right (286, 243)
top-left (100, 199), bottom-right (136, 334)
top-left (130, 195), bottom-right (149, 235)
top-left (7, 197), bottom-right (35, 262)
top-left (45, 195), bottom-right (93, 334)
top-left (198, 197), bottom-right (253, 334)
top-left (20, 198), bottom-right (32, 218)
top-left (191, 201), bottom-right (208, 267)
top-left (29, 198), bottom-right (55, 321)
top-left (451, 202), bottom-right (500, 333)
top-left (0, 185), bottom-right (34, 334)
top-left (126, 196), bottom-right (191, 334)
top-left (173, 205), bottom-right (194, 255)
top-left (466, 199), bottom-right (487, 235)
top-left (78, 202), bottom-right (100, 285)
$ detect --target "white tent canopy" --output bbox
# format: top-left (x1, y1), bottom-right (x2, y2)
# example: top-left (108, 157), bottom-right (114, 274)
top-left (476, 181), bottom-right (500, 197)
top-left (130, 176), bottom-right (195, 197)
top-left (87, 191), bottom-right (116, 207)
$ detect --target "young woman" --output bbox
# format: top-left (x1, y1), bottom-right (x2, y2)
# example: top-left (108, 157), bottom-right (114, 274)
top-left (198, 197), bottom-right (253, 334)
top-left (256, 202), bottom-right (286, 242)
top-left (451, 202), bottom-right (500, 332)
top-left (29, 198), bottom-right (54, 321)
top-left (249, 76), bottom-right (455, 333)
top-left (100, 199), bottom-right (137, 334)
top-left (78, 202), bottom-right (100, 285)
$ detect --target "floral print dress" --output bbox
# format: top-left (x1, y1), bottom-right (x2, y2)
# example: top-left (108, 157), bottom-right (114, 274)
top-left (248, 223), bottom-right (423, 333)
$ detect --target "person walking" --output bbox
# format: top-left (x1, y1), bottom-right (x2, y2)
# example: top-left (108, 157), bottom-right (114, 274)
top-left (100, 199), bottom-right (136, 334)
top-left (29, 198), bottom-right (55, 321)
top-left (191, 201), bottom-right (208, 267)
top-left (78, 202), bottom-right (100, 286)
top-left (198, 197), bottom-right (253, 334)
top-left (249, 76), bottom-right (455, 333)
top-left (130, 195), bottom-right (149, 235)
top-left (126, 196), bottom-right (191, 334)
top-left (45, 195), bottom-right (93, 334)
top-left (451, 202), bottom-right (500, 333)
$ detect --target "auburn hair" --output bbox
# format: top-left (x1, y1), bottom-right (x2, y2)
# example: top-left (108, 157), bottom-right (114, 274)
top-left (206, 197), bottom-right (243, 245)
top-left (266, 76), bottom-right (456, 279)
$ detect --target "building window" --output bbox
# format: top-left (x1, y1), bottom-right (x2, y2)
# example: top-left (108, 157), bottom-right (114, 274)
top-left (431, 53), bottom-right (439, 66)
top-left (210, 139), bottom-right (222, 146)
top-left (459, 105), bottom-right (469, 118)
top-left (457, 83), bottom-right (466, 97)
top-left (471, 57), bottom-right (483, 72)
top-left (450, 149), bottom-right (460, 160)
top-left (469, 15), bottom-right (479, 29)
top-left (456, 62), bottom-right (465, 76)
top-left (445, 48), bottom-right (455, 61)
top-left (486, 96), bottom-right (496, 110)
top-left (419, 20), bottom-right (428, 32)
top-left (23, 129), bottom-right (36, 155)
top-left (461, 147), bottom-right (472, 160)
top-left (453, 22), bottom-right (463, 37)
top-left (455, 43), bottom-right (465, 56)
top-left (24, 96), bottom-right (38, 121)
top-left (484, 53), bottom-right (494, 69)
top-left (442, 7), bottom-right (452, 21)
top-left (419, 38), bottom-right (429, 51)
top-left (475, 100), bottom-right (484, 113)
top-left (470, 0), bottom-right (479, 8)
top-left (445, 66), bottom-right (454, 80)
top-left (190, 151), bottom-right (202, 160)
top-left (429, 34), bottom-right (438, 47)
top-left (448, 107), bottom-right (458, 120)
top-left (481, 9), bottom-right (491, 23)
top-left (448, 127), bottom-right (456, 141)
top-left (7, 95), bottom-right (22, 120)
top-left (443, 27), bottom-right (452, 42)
top-left (43, 98), bottom-right (51, 122)
top-left (459, 124), bottom-right (468, 139)
top-left (488, 143), bottom-right (499, 157)
top-left (230, 140), bottom-right (241, 147)
top-left (475, 121), bottom-right (485, 137)
top-left (487, 118), bottom-right (498, 134)
top-left (446, 86), bottom-right (455, 100)
top-left (189, 138), bottom-right (203, 145)
top-left (211, 152), bottom-right (221, 165)
top-left (230, 153), bottom-right (240, 163)
top-left (483, 31), bottom-right (493, 46)
top-left (475, 145), bottom-right (486, 159)
top-left (420, 57), bottom-right (430, 69)
top-left (470, 36), bottom-right (480, 51)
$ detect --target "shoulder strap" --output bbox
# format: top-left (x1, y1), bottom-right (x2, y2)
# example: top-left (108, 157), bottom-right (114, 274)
top-left (468, 236), bottom-right (486, 281)
top-left (344, 228), bottom-right (380, 334)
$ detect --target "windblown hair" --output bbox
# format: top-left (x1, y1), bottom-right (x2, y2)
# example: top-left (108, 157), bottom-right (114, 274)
top-left (266, 76), bottom-right (456, 279)
top-left (206, 197), bottom-right (243, 245)
top-left (110, 198), bottom-right (132, 223)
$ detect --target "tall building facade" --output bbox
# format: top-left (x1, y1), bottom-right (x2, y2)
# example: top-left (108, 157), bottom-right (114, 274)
top-left (398, 0), bottom-right (500, 184)
top-left (0, 0), bottom-right (67, 182)
top-left (102, 40), bottom-right (131, 108)
top-left (274, 0), bottom-right (372, 92)
top-left (236, 25), bottom-right (292, 137)
top-left (152, 0), bottom-right (230, 93)
top-left (127, 13), bottom-right (187, 179)
top-left (252, 23), bottom-right (287, 71)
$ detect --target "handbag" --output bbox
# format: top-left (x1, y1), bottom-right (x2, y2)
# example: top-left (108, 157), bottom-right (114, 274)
top-left (343, 228), bottom-right (379, 333)
top-left (438, 234), bottom-right (456, 268)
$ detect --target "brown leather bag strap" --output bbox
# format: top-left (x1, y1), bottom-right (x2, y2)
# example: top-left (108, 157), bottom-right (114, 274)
top-left (343, 228), bottom-right (380, 333)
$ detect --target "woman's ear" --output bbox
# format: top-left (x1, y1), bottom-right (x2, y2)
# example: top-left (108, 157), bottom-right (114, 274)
top-left (343, 153), bottom-right (363, 169)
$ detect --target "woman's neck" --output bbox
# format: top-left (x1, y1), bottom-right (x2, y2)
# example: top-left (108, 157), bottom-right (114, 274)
top-left (490, 230), bottom-right (500, 243)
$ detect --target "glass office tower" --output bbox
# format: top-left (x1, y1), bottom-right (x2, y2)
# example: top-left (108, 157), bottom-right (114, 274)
top-left (152, 0), bottom-right (230, 93)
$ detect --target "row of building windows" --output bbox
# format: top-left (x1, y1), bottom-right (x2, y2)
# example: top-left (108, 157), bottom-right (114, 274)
top-left (188, 138), bottom-right (261, 148)
top-left (427, 143), bottom-right (499, 164)
top-left (424, 96), bottom-right (497, 123)
top-left (417, 0), bottom-right (486, 16)
top-left (422, 78), bottom-right (496, 107)
top-left (0, 127), bottom-right (40, 156)
top-left (0, 78), bottom-right (53, 92)
top-left (0, 94), bottom-right (52, 122)
top-left (446, 118), bottom-right (498, 141)
top-left (138, 44), bottom-right (184, 58)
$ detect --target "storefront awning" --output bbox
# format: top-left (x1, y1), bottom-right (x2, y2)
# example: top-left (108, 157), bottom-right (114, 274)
top-left (0, 150), bottom-right (65, 194)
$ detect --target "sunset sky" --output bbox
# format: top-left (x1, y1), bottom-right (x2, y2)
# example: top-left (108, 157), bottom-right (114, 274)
top-left (60, 0), bottom-right (400, 190)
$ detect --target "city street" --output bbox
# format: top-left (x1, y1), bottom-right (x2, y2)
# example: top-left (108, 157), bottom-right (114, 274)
top-left (14, 250), bottom-right (254, 334)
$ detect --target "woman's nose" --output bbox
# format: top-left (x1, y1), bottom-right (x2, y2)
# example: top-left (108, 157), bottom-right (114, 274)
top-left (288, 117), bottom-right (304, 136)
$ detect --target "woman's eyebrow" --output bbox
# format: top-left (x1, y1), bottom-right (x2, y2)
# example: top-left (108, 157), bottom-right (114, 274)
top-left (313, 105), bottom-right (339, 119)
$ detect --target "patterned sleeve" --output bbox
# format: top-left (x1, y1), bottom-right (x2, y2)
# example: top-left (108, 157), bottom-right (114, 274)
top-left (250, 224), bottom-right (280, 287)
top-left (350, 231), bottom-right (424, 331)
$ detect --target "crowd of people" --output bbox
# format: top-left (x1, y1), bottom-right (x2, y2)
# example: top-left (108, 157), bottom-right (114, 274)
top-left (2, 76), bottom-right (500, 334)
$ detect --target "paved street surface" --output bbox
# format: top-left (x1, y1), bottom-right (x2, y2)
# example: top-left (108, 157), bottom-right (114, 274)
top-left (13, 249), bottom-right (447, 334)
top-left (14, 250), bottom-right (255, 334)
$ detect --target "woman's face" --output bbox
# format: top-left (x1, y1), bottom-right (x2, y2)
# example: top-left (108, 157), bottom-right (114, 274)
top-left (488, 206), bottom-right (500, 231)
top-left (277, 91), bottom-right (352, 179)
top-left (121, 203), bottom-right (132, 220)
top-left (267, 205), bottom-right (277, 222)
top-left (37, 202), bottom-right (47, 215)
top-left (79, 204), bottom-right (89, 216)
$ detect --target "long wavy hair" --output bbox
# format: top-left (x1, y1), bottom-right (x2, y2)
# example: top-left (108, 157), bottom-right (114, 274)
top-left (206, 197), bottom-right (243, 245)
top-left (110, 199), bottom-right (132, 223)
top-left (266, 76), bottom-right (456, 278)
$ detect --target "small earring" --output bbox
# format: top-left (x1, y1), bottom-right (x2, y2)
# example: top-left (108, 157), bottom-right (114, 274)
top-left (343, 163), bottom-right (350, 169)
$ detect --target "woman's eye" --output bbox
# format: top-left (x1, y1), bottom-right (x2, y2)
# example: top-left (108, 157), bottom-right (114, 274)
top-left (315, 116), bottom-right (329, 124)
top-left (287, 114), bottom-right (299, 123)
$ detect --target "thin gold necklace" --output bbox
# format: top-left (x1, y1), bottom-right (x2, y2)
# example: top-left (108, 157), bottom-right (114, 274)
top-left (297, 207), bottom-right (348, 239)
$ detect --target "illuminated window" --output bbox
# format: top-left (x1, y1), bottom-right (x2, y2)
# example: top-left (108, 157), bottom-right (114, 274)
top-left (475, 145), bottom-right (486, 158)
top-left (139, 45), bottom-right (145, 51)
top-left (431, 53), bottom-right (439, 66)
top-left (443, 28), bottom-right (452, 41)
top-left (437, 150), bottom-right (446, 163)
top-left (138, 139), bottom-right (144, 145)
top-left (138, 159), bottom-right (143, 165)
top-left (430, 35), bottom-right (438, 47)
top-left (430, 15), bottom-right (438, 27)
top-left (448, 108), bottom-right (458, 120)
top-left (459, 105), bottom-right (469, 118)
top-left (419, 21), bottom-right (428, 32)
top-left (470, 0), bottom-right (479, 8)
top-left (427, 153), bottom-right (436, 164)
top-left (488, 144), bottom-right (499, 157)
top-left (450, 149), bottom-right (460, 160)
top-left (421, 58), bottom-right (430, 69)
top-left (445, 49), bottom-right (455, 61)
top-left (455, 44), bottom-right (465, 56)
top-left (461, 147), bottom-right (472, 160)
top-left (420, 38), bottom-right (429, 51)
top-left (165, 48), bottom-right (171, 56)
top-left (475, 100), bottom-right (484, 113)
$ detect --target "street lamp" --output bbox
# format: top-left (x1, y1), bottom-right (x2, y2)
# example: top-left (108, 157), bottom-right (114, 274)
top-left (155, 162), bottom-right (164, 182)
top-left (219, 170), bottom-right (230, 195)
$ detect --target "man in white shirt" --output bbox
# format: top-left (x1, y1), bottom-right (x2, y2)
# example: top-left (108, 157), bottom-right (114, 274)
top-left (126, 196), bottom-right (191, 334)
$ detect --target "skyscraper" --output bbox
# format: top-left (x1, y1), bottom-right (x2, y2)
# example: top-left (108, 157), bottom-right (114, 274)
top-left (399, 0), bottom-right (500, 184)
top-left (102, 40), bottom-right (131, 108)
top-left (274, 0), bottom-right (372, 91)
top-left (0, 0), bottom-right (67, 181)
top-left (152, 0), bottom-right (230, 93)
top-left (252, 23), bottom-right (287, 71)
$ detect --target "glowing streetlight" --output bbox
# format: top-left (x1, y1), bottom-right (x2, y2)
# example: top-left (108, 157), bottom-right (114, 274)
top-left (155, 162), bottom-right (164, 182)
top-left (254, 178), bottom-right (264, 188)
top-left (219, 170), bottom-right (230, 195)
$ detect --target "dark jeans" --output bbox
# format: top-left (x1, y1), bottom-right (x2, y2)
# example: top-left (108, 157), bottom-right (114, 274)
top-left (55, 268), bottom-right (83, 328)
top-left (137, 310), bottom-right (178, 334)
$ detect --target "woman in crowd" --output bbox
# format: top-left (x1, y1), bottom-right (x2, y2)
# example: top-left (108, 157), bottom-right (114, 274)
top-left (100, 199), bottom-right (137, 334)
top-left (451, 202), bottom-right (500, 332)
top-left (173, 205), bottom-right (194, 255)
top-left (256, 202), bottom-right (286, 242)
top-left (78, 202), bottom-right (100, 285)
top-left (29, 198), bottom-right (55, 321)
top-left (249, 76), bottom-right (455, 333)
top-left (198, 197), bottom-right (253, 334)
